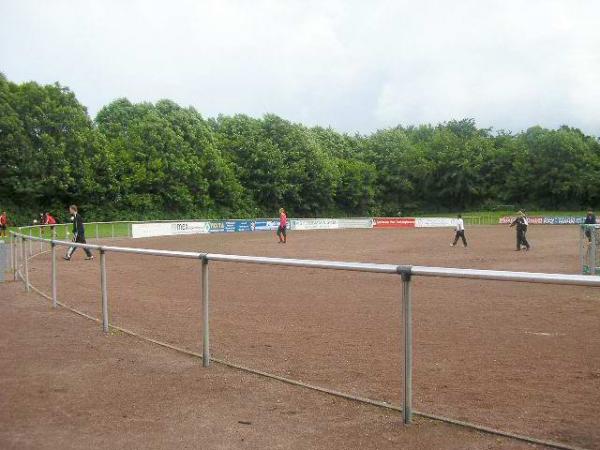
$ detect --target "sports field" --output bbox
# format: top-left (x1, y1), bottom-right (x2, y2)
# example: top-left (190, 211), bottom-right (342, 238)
top-left (4, 225), bottom-right (600, 449)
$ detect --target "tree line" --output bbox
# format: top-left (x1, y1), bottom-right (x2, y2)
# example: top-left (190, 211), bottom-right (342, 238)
top-left (1, 73), bottom-right (599, 225)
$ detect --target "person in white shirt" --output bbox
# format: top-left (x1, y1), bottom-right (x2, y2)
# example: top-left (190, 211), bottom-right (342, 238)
top-left (451, 214), bottom-right (468, 247)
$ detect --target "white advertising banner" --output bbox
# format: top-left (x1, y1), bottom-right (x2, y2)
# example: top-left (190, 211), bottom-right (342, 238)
top-left (291, 218), bottom-right (339, 231)
top-left (131, 221), bottom-right (211, 238)
top-left (415, 217), bottom-right (456, 228)
top-left (336, 218), bottom-right (373, 229)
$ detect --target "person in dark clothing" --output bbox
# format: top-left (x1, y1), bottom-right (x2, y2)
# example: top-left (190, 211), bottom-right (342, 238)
top-left (584, 209), bottom-right (597, 242)
top-left (64, 205), bottom-right (94, 260)
top-left (510, 211), bottom-right (530, 251)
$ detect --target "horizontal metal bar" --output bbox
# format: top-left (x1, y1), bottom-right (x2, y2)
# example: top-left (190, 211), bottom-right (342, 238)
top-left (206, 253), bottom-right (403, 274)
top-left (99, 245), bottom-right (203, 259)
top-left (411, 266), bottom-right (600, 287)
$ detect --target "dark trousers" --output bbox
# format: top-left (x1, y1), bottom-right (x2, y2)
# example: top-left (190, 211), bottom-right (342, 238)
top-left (66, 234), bottom-right (92, 258)
top-left (453, 230), bottom-right (467, 246)
top-left (516, 230), bottom-right (530, 250)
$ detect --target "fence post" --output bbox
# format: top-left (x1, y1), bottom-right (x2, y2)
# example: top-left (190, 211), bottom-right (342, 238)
top-left (51, 241), bottom-right (57, 308)
top-left (100, 249), bottom-right (109, 332)
top-left (29, 228), bottom-right (32, 256)
top-left (592, 229), bottom-right (597, 276)
top-left (23, 237), bottom-right (30, 292)
top-left (95, 223), bottom-right (99, 240)
top-left (13, 234), bottom-right (18, 281)
top-left (10, 232), bottom-right (14, 277)
top-left (111, 223), bottom-right (115, 239)
top-left (39, 226), bottom-right (43, 253)
top-left (201, 256), bottom-right (210, 367)
top-left (401, 269), bottom-right (413, 424)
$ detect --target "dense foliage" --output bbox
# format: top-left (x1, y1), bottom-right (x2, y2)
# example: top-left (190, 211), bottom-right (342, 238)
top-left (1, 74), bottom-right (599, 224)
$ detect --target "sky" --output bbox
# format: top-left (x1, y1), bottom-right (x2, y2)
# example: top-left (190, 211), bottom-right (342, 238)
top-left (1, 0), bottom-right (599, 135)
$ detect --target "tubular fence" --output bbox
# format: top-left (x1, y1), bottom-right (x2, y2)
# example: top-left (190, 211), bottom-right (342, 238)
top-left (6, 221), bottom-right (600, 450)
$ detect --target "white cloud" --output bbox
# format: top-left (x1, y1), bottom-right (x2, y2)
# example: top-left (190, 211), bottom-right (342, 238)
top-left (1, 0), bottom-right (599, 135)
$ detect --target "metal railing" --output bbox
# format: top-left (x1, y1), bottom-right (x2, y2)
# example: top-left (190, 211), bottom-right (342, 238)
top-left (8, 226), bottom-right (600, 430)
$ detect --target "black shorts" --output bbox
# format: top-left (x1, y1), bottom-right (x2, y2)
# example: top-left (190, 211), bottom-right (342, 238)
top-left (0, 224), bottom-right (6, 230)
top-left (277, 226), bottom-right (287, 237)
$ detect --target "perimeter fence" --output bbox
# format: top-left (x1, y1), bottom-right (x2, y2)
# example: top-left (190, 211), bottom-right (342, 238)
top-left (6, 220), bottom-right (600, 450)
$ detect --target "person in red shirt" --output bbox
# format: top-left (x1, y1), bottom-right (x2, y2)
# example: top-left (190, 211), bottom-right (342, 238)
top-left (42, 212), bottom-right (57, 236)
top-left (0, 211), bottom-right (7, 238)
top-left (277, 208), bottom-right (287, 244)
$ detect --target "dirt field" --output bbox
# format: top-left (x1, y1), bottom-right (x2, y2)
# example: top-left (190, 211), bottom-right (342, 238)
top-left (5, 225), bottom-right (600, 449)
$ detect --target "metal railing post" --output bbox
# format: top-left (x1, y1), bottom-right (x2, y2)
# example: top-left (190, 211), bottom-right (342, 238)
top-left (202, 256), bottom-right (210, 367)
top-left (23, 237), bottom-right (30, 292)
top-left (13, 234), bottom-right (19, 281)
top-left (28, 228), bottom-right (32, 256)
top-left (580, 226), bottom-right (585, 274)
top-left (39, 226), bottom-right (43, 253)
top-left (51, 241), bottom-right (57, 308)
top-left (401, 270), bottom-right (413, 424)
top-left (100, 249), bottom-right (109, 332)
top-left (10, 232), bottom-right (14, 276)
top-left (111, 223), bottom-right (115, 239)
top-left (96, 223), bottom-right (99, 240)
top-left (592, 229), bottom-right (597, 275)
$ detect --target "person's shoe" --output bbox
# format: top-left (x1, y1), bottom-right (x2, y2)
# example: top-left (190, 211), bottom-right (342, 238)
top-left (63, 256), bottom-right (71, 261)
top-left (85, 255), bottom-right (94, 260)
top-left (450, 244), bottom-right (455, 247)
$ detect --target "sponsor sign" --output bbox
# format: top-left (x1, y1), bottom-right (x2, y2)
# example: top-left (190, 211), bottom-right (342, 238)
top-left (336, 218), bottom-right (373, 229)
top-left (373, 218), bottom-right (416, 228)
top-left (132, 221), bottom-right (211, 238)
top-left (224, 220), bottom-right (256, 232)
top-left (208, 221), bottom-right (225, 233)
top-left (415, 218), bottom-right (456, 228)
top-left (291, 218), bottom-right (339, 231)
top-left (254, 219), bottom-right (281, 231)
top-left (499, 216), bottom-right (579, 225)
top-left (543, 216), bottom-right (585, 225)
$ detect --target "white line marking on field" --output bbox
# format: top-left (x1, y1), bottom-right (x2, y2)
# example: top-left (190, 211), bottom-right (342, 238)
top-left (523, 331), bottom-right (564, 337)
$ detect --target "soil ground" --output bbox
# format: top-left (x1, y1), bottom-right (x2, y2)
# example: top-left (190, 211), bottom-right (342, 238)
top-left (2, 225), bottom-right (599, 449)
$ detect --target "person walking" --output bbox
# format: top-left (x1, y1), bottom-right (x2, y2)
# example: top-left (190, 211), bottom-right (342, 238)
top-left (0, 211), bottom-right (7, 238)
top-left (63, 205), bottom-right (94, 260)
top-left (41, 212), bottom-right (57, 237)
top-left (510, 211), bottom-right (530, 251)
top-left (277, 208), bottom-right (287, 244)
top-left (584, 209), bottom-right (597, 242)
top-left (450, 214), bottom-right (468, 247)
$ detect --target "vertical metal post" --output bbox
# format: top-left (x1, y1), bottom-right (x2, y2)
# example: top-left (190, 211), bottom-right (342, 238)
top-left (39, 226), bottom-right (43, 253)
top-left (10, 233), bottom-right (15, 276)
top-left (201, 256), bottom-right (210, 367)
top-left (401, 271), bottom-right (413, 424)
top-left (28, 228), bottom-right (32, 256)
top-left (23, 237), bottom-right (30, 292)
top-left (111, 223), bottom-right (115, 239)
top-left (580, 226), bottom-right (586, 274)
top-left (592, 229), bottom-right (597, 276)
top-left (51, 242), bottom-right (57, 308)
top-left (13, 234), bottom-right (19, 281)
top-left (95, 223), bottom-right (99, 240)
top-left (100, 250), bottom-right (109, 332)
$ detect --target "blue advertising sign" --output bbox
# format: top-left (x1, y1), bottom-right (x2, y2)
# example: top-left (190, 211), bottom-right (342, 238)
top-left (224, 220), bottom-right (257, 233)
top-left (208, 221), bottom-right (226, 233)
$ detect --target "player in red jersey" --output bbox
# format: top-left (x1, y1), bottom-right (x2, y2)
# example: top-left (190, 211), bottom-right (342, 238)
top-left (0, 211), bottom-right (7, 238)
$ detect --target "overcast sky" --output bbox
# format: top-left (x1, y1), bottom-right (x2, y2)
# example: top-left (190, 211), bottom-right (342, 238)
top-left (1, 0), bottom-right (599, 135)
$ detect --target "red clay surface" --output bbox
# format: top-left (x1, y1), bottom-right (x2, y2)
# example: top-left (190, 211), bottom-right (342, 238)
top-left (5, 225), bottom-right (600, 449)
